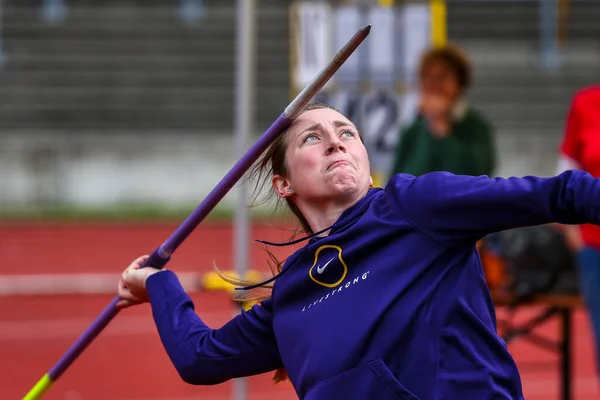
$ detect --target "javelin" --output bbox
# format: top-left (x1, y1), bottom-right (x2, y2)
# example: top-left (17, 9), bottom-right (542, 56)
top-left (22, 24), bottom-right (371, 400)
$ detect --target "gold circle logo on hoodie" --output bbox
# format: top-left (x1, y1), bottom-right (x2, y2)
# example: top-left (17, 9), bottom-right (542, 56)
top-left (309, 245), bottom-right (347, 288)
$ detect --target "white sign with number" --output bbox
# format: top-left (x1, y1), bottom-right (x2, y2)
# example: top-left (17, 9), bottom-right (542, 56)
top-left (292, 2), bottom-right (333, 91)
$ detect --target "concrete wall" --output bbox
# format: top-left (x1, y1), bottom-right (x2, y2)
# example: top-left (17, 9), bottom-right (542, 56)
top-left (0, 132), bottom-right (242, 209)
top-left (0, 128), bottom-right (562, 210)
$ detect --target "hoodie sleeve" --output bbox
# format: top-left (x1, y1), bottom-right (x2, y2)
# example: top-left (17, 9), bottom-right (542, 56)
top-left (386, 170), bottom-right (600, 247)
top-left (145, 270), bottom-right (282, 385)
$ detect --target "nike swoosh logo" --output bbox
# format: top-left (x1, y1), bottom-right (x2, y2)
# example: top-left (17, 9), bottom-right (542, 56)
top-left (316, 258), bottom-right (335, 274)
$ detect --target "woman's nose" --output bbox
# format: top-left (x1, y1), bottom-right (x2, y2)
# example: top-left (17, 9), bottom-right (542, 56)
top-left (326, 136), bottom-right (346, 154)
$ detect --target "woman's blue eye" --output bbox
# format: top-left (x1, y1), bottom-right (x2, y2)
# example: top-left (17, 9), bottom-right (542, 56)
top-left (341, 131), bottom-right (355, 138)
top-left (304, 134), bottom-right (318, 142)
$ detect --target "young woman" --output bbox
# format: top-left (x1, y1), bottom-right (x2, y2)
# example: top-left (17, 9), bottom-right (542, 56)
top-left (118, 102), bottom-right (600, 400)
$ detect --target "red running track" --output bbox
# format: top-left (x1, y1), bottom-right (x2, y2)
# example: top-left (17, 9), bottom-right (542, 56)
top-left (0, 222), bottom-right (598, 399)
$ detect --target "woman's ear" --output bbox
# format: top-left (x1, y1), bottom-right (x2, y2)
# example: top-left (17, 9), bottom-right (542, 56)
top-left (272, 175), bottom-right (293, 198)
top-left (369, 175), bottom-right (374, 188)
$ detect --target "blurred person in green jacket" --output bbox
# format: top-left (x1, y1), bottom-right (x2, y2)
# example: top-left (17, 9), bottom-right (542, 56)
top-left (390, 44), bottom-right (496, 178)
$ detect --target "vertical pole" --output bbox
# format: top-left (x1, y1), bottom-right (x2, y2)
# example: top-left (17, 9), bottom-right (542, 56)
top-left (0, 0), bottom-right (5, 66)
top-left (559, 309), bottom-right (572, 400)
top-left (429, 0), bottom-right (447, 48)
top-left (539, 0), bottom-right (560, 70)
top-left (233, 0), bottom-right (256, 399)
top-left (557, 0), bottom-right (570, 47)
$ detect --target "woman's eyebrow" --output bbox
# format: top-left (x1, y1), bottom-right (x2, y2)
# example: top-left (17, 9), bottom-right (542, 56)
top-left (299, 122), bottom-right (321, 136)
top-left (333, 120), bottom-right (356, 129)
top-left (298, 120), bottom-right (356, 137)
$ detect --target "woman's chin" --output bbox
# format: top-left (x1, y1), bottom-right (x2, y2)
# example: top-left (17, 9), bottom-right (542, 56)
top-left (327, 180), bottom-right (364, 200)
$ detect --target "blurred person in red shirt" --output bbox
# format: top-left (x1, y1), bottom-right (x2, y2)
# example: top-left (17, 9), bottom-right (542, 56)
top-left (558, 85), bottom-right (600, 376)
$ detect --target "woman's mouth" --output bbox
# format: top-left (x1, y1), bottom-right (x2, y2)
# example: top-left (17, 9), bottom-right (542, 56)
top-left (327, 160), bottom-right (351, 171)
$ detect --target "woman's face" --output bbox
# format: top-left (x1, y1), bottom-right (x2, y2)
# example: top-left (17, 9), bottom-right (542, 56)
top-left (272, 108), bottom-right (372, 204)
top-left (420, 62), bottom-right (461, 103)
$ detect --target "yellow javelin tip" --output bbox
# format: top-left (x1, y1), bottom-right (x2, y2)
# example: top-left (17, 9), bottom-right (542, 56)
top-left (23, 373), bottom-right (54, 400)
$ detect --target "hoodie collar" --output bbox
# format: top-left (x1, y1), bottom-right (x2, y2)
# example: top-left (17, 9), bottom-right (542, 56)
top-left (310, 186), bottom-right (380, 242)
top-left (237, 187), bottom-right (380, 291)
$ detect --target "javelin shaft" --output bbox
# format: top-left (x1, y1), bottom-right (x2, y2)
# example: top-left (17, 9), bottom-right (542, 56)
top-left (22, 24), bottom-right (371, 400)
top-left (158, 24), bottom-right (371, 257)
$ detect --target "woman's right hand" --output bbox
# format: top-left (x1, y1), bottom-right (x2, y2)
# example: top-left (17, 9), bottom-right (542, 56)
top-left (117, 255), bottom-right (163, 310)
